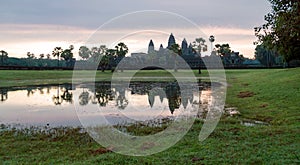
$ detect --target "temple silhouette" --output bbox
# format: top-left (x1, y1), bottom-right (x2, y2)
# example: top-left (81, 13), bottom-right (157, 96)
top-left (147, 33), bottom-right (197, 56)
top-left (121, 33), bottom-right (203, 69)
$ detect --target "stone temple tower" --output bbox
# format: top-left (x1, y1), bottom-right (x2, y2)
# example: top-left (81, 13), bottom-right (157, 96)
top-left (167, 33), bottom-right (176, 48)
top-left (181, 38), bottom-right (188, 55)
top-left (148, 39), bottom-right (155, 54)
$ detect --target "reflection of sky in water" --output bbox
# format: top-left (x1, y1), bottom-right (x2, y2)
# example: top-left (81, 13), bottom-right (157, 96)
top-left (0, 83), bottom-right (211, 127)
top-left (0, 87), bottom-right (79, 127)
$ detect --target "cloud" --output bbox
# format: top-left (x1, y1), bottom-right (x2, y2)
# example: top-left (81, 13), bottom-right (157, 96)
top-left (0, 24), bottom-right (92, 58)
top-left (0, 23), bottom-right (258, 58)
top-left (0, 0), bottom-right (270, 29)
top-left (0, 1), bottom-right (271, 58)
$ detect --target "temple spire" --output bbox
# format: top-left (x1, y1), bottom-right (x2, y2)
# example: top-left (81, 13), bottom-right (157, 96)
top-left (181, 38), bottom-right (188, 55)
top-left (167, 33), bottom-right (176, 48)
top-left (148, 39), bottom-right (155, 54)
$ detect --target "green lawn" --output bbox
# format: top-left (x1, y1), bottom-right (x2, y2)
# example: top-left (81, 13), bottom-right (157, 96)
top-left (0, 70), bottom-right (209, 87)
top-left (0, 68), bottom-right (299, 164)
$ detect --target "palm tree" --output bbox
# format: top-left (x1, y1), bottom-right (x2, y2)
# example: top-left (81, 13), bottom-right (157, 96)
top-left (61, 45), bottom-right (74, 67)
top-left (0, 50), bottom-right (8, 66)
top-left (46, 54), bottom-right (51, 59)
top-left (52, 47), bottom-right (63, 67)
top-left (209, 35), bottom-right (215, 52)
top-left (79, 46), bottom-right (90, 60)
top-left (39, 54), bottom-right (44, 59)
top-left (115, 42), bottom-right (128, 58)
top-left (193, 38), bottom-right (207, 55)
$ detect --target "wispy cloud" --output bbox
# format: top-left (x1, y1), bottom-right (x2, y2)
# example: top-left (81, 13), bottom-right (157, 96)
top-left (1, 23), bottom-right (257, 58)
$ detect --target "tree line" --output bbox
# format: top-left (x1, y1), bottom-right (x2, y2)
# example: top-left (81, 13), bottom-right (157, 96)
top-left (0, 42), bottom-right (129, 70)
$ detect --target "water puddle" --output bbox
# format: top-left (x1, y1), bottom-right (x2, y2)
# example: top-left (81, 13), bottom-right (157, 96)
top-left (0, 81), bottom-right (211, 128)
top-left (241, 120), bottom-right (269, 127)
top-left (224, 107), bottom-right (241, 116)
top-left (224, 107), bottom-right (269, 127)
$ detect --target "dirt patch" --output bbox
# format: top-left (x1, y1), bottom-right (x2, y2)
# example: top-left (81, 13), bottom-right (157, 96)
top-left (191, 157), bottom-right (204, 162)
top-left (140, 142), bottom-right (156, 151)
top-left (237, 91), bottom-right (255, 98)
top-left (259, 104), bottom-right (268, 108)
top-left (241, 83), bottom-right (249, 87)
top-left (90, 146), bottom-right (114, 155)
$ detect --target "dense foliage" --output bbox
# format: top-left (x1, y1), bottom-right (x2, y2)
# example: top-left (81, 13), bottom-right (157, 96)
top-left (254, 0), bottom-right (300, 62)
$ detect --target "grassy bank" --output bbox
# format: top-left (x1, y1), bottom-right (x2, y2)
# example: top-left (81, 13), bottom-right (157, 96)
top-left (0, 70), bottom-right (209, 87)
top-left (0, 68), bottom-right (299, 164)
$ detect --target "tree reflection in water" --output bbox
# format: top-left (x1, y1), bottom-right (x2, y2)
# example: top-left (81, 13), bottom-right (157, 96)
top-left (91, 83), bottom-right (115, 106)
top-left (0, 88), bottom-right (8, 102)
top-left (52, 85), bottom-right (62, 105)
top-left (27, 87), bottom-right (35, 97)
top-left (115, 85), bottom-right (128, 110)
top-left (82, 82), bottom-right (194, 114)
top-left (0, 81), bottom-right (204, 115)
top-left (165, 82), bottom-right (181, 114)
top-left (0, 84), bottom-right (75, 105)
top-left (61, 84), bottom-right (73, 104)
top-left (52, 85), bottom-right (73, 105)
top-left (79, 89), bottom-right (90, 106)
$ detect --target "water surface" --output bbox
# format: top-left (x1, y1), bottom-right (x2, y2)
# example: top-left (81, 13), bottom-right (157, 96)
top-left (0, 81), bottom-right (211, 128)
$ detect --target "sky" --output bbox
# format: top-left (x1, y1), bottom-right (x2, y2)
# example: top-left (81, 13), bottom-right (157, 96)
top-left (0, 0), bottom-right (272, 59)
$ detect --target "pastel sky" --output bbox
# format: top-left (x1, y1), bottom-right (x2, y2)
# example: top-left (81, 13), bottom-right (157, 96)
top-left (0, 0), bottom-right (271, 59)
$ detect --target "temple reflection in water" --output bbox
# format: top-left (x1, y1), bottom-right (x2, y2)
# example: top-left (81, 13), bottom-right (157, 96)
top-left (0, 81), bottom-right (209, 115)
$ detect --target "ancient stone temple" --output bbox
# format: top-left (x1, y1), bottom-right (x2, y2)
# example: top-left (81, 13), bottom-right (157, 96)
top-left (148, 39), bottom-right (155, 54)
top-left (181, 38), bottom-right (188, 55)
top-left (167, 33), bottom-right (176, 48)
top-left (147, 33), bottom-right (202, 67)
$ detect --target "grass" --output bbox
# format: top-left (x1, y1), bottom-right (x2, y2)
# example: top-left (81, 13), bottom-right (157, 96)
top-left (225, 68), bottom-right (300, 125)
top-left (0, 68), bottom-right (300, 164)
top-left (0, 70), bottom-right (209, 87)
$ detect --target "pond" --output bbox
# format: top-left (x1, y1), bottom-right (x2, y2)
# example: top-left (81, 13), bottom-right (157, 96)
top-left (0, 81), bottom-right (212, 128)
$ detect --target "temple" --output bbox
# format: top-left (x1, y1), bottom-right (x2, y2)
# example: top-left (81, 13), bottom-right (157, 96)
top-left (147, 33), bottom-right (197, 57)
top-left (143, 33), bottom-right (204, 69)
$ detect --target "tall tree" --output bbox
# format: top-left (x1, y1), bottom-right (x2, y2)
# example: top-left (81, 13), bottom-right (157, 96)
top-left (52, 47), bottom-right (63, 67)
top-left (79, 46), bottom-right (90, 60)
top-left (215, 44), bottom-right (231, 56)
top-left (46, 54), bottom-right (51, 59)
top-left (61, 45), bottom-right (74, 67)
top-left (114, 42), bottom-right (128, 72)
top-left (106, 48), bottom-right (117, 72)
top-left (0, 50), bottom-right (8, 66)
top-left (168, 43), bottom-right (181, 72)
top-left (97, 45), bottom-right (108, 71)
top-left (254, 0), bottom-right (300, 63)
top-left (39, 54), bottom-right (44, 59)
top-left (209, 35), bottom-right (215, 51)
top-left (192, 38), bottom-right (208, 55)
top-left (115, 42), bottom-right (128, 58)
top-left (90, 46), bottom-right (101, 62)
top-left (255, 44), bottom-right (277, 67)
top-left (168, 43), bottom-right (181, 55)
top-left (27, 52), bottom-right (35, 59)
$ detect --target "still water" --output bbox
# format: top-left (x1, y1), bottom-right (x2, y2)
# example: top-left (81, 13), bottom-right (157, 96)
top-left (0, 81), bottom-right (211, 128)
